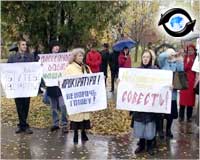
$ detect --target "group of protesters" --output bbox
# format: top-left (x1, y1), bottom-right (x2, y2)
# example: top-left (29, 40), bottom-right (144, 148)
top-left (124, 43), bottom-right (198, 155)
top-left (6, 37), bottom-right (199, 155)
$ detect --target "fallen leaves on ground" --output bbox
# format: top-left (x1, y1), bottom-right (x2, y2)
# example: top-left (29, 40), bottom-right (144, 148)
top-left (90, 100), bottom-right (132, 135)
top-left (1, 95), bottom-right (52, 128)
top-left (1, 96), bottom-right (132, 135)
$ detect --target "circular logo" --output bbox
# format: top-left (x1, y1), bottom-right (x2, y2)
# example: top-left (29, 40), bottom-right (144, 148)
top-left (158, 8), bottom-right (196, 37)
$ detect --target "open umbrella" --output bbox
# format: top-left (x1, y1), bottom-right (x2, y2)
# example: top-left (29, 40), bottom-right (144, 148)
top-left (112, 39), bottom-right (137, 52)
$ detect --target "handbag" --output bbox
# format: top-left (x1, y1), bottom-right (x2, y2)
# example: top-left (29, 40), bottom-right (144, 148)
top-left (173, 71), bottom-right (188, 90)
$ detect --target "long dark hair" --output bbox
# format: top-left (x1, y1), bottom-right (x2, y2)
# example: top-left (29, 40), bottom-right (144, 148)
top-left (122, 47), bottom-right (129, 55)
top-left (141, 50), bottom-right (153, 68)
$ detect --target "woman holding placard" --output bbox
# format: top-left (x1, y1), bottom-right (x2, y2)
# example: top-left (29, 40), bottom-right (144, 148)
top-left (64, 48), bottom-right (91, 145)
top-left (132, 50), bottom-right (157, 155)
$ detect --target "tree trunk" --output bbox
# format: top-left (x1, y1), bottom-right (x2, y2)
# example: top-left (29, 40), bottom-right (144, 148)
top-left (59, 3), bottom-right (65, 48)
top-left (56, 1), bottom-right (62, 41)
top-left (134, 44), bottom-right (139, 62)
top-left (141, 43), bottom-right (146, 53)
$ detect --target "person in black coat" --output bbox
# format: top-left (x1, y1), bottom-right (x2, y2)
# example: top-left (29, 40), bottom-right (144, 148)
top-left (46, 40), bottom-right (68, 133)
top-left (32, 44), bottom-right (44, 62)
top-left (100, 43), bottom-right (110, 85)
top-left (7, 38), bottom-right (34, 134)
top-left (108, 50), bottom-right (120, 92)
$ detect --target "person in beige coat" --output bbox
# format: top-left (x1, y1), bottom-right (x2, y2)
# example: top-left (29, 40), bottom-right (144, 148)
top-left (64, 48), bottom-right (91, 144)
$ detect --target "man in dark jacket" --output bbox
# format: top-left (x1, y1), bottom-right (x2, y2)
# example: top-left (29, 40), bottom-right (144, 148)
top-left (46, 40), bottom-right (68, 133)
top-left (108, 50), bottom-right (120, 92)
top-left (7, 38), bottom-right (34, 134)
top-left (100, 43), bottom-right (110, 85)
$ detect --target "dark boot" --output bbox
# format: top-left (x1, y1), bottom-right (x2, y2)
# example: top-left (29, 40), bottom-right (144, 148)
top-left (187, 107), bottom-right (193, 122)
top-left (73, 130), bottom-right (78, 144)
top-left (15, 126), bottom-right (24, 134)
top-left (179, 106), bottom-right (185, 122)
top-left (110, 72), bottom-right (115, 92)
top-left (158, 119), bottom-right (164, 139)
top-left (147, 140), bottom-right (154, 155)
top-left (135, 138), bottom-right (145, 154)
top-left (166, 129), bottom-right (173, 138)
top-left (152, 137), bottom-right (157, 148)
top-left (166, 118), bottom-right (173, 139)
top-left (81, 130), bottom-right (89, 142)
top-left (50, 126), bottom-right (60, 132)
top-left (24, 127), bottom-right (33, 134)
top-left (136, 140), bottom-right (140, 146)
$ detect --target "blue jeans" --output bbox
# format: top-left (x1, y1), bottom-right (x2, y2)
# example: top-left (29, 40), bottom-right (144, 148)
top-left (49, 96), bottom-right (67, 127)
top-left (134, 121), bottom-right (156, 140)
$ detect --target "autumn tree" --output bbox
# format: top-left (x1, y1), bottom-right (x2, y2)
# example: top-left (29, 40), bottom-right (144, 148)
top-left (1, 1), bottom-right (127, 57)
top-left (125, 0), bottom-right (159, 62)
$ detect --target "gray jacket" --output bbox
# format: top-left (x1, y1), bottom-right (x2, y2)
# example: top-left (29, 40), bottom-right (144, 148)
top-left (7, 52), bottom-right (34, 63)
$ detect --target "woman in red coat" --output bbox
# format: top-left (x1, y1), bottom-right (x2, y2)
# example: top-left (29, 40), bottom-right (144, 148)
top-left (179, 44), bottom-right (196, 122)
top-left (118, 47), bottom-right (132, 68)
top-left (86, 48), bottom-right (102, 73)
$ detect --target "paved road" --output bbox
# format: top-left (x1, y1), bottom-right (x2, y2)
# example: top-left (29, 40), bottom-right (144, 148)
top-left (1, 119), bottom-right (199, 159)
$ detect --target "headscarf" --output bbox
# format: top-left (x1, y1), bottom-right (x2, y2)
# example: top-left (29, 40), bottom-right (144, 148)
top-left (141, 50), bottom-right (153, 68)
top-left (186, 44), bottom-right (196, 56)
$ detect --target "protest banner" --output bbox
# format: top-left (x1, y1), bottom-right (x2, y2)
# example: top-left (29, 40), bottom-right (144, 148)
top-left (192, 55), bottom-right (199, 73)
top-left (192, 38), bottom-right (200, 73)
top-left (0, 62), bottom-right (42, 98)
top-left (116, 68), bottom-right (173, 114)
top-left (196, 38), bottom-right (200, 54)
top-left (60, 72), bottom-right (107, 115)
top-left (39, 52), bottom-right (73, 86)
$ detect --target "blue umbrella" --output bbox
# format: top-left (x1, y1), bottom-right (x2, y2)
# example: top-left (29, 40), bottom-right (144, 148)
top-left (112, 39), bottom-right (137, 52)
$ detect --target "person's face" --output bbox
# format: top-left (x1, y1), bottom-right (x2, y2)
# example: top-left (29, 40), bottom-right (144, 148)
top-left (142, 52), bottom-right (151, 65)
top-left (52, 45), bottom-right (60, 53)
top-left (188, 47), bottom-right (195, 55)
top-left (39, 44), bottom-right (44, 51)
top-left (104, 47), bottom-right (108, 50)
top-left (75, 52), bottom-right (84, 64)
top-left (18, 41), bottom-right (27, 53)
top-left (124, 48), bottom-right (129, 54)
top-left (168, 54), bottom-right (176, 60)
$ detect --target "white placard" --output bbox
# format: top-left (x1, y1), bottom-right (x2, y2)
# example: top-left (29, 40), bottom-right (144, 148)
top-left (0, 62), bottom-right (42, 98)
top-left (192, 56), bottom-right (199, 73)
top-left (116, 68), bottom-right (173, 114)
top-left (60, 72), bottom-right (107, 115)
top-left (196, 38), bottom-right (200, 54)
top-left (39, 52), bottom-right (73, 86)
